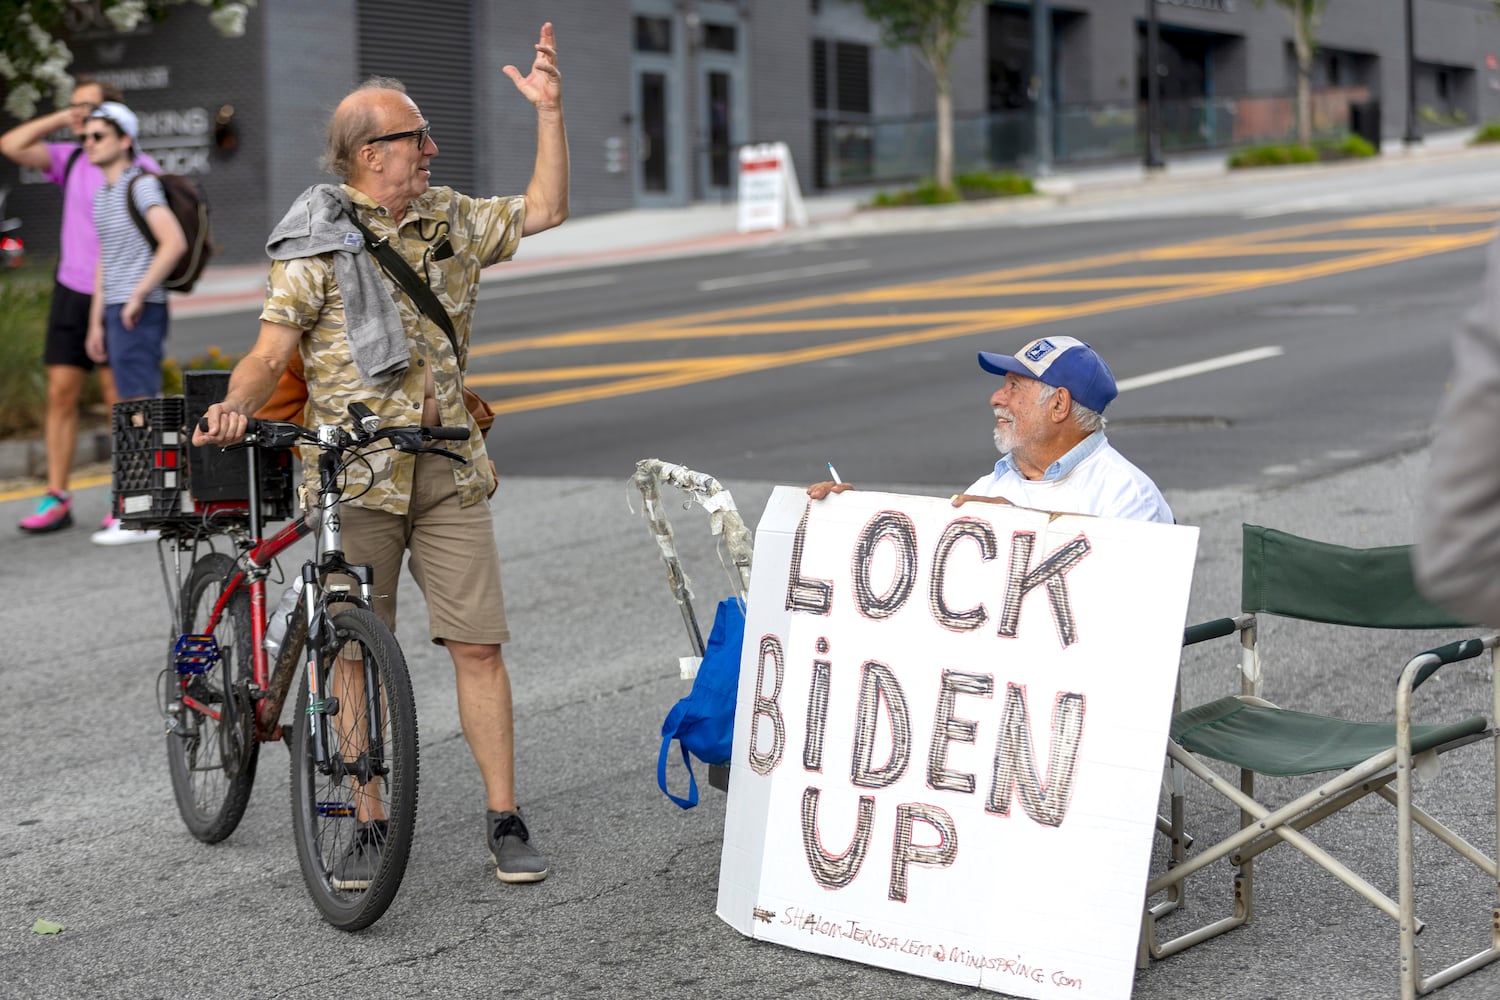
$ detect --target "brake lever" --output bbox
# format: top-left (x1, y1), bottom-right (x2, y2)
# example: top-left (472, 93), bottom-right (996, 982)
top-left (419, 447), bottom-right (469, 465)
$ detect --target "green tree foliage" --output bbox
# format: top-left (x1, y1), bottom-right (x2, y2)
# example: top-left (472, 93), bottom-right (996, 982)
top-left (0, 0), bottom-right (254, 120)
top-left (860, 0), bottom-right (981, 193)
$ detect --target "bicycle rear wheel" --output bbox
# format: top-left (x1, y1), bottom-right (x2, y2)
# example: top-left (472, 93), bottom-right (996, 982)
top-left (167, 552), bottom-right (260, 843)
top-left (289, 607), bottom-right (418, 931)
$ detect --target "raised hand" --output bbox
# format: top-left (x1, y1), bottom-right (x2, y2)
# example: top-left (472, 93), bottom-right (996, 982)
top-left (503, 22), bottom-right (562, 110)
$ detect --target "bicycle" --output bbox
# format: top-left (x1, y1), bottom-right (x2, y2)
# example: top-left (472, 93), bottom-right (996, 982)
top-left (156, 401), bottom-right (468, 931)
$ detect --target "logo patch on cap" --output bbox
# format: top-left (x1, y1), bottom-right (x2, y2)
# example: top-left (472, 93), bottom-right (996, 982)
top-left (1024, 339), bottom-right (1056, 363)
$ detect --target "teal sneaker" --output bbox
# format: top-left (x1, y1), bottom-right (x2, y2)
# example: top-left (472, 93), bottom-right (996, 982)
top-left (19, 491), bottom-right (72, 534)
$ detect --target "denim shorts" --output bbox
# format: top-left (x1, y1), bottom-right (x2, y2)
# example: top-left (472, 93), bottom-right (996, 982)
top-left (103, 301), bottom-right (168, 399)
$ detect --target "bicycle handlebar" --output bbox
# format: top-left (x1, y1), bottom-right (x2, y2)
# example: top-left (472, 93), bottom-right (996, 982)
top-left (197, 403), bottom-right (471, 462)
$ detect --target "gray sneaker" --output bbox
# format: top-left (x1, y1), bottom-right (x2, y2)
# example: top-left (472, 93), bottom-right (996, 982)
top-left (488, 809), bottom-right (548, 883)
top-left (331, 819), bottom-right (387, 891)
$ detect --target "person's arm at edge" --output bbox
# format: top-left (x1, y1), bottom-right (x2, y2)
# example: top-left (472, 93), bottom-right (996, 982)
top-left (505, 22), bottom-right (569, 237)
top-left (192, 321), bottom-right (302, 446)
top-left (86, 258), bottom-right (107, 364)
top-left (1415, 234), bottom-right (1500, 625)
top-left (121, 201), bottom-right (187, 328)
top-left (0, 108), bottom-right (69, 171)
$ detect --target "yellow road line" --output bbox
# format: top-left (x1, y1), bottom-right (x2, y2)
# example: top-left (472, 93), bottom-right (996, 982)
top-left (0, 472), bottom-right (111, 504)
top-left (479, 229), bottom-right (1495, 414)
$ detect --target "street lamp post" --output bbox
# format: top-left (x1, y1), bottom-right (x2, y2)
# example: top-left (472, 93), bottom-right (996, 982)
top-left (1032, 0), bottom-right (1052, 175)
top-left (1145, 0), bottom-right (1164, 170)
top-left (1403, 0), bottom-right (1422, 145)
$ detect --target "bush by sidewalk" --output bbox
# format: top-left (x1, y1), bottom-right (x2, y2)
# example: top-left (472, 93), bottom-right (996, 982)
top-left (0, 271), bottom-right (239, 442)
top-left (866, 170), bottom-right (1035, 208)
top-left (1227, 135), bottom-right (1377, 169)
top-left (1470, 122), bottom-right (1500, 145)
top-left (0, 272), bottom-right (95, 438)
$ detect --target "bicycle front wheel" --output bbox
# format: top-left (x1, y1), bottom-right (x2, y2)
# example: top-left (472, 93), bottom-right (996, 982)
top-left (289, 607), bottom-right (418, 931)
top-left (167, 552), bottom-right (259, 843)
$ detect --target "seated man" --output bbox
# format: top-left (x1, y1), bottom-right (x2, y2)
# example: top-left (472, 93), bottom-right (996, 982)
top-left (810, 336), bottom-right (1172, 523)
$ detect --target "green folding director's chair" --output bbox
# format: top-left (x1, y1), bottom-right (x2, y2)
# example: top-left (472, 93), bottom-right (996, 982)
top-left (1140, 524), bottom-right (1500, 999)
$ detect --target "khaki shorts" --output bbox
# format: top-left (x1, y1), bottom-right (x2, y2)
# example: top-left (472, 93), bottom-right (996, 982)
top-left (335, 452), bottom-right (510, 646)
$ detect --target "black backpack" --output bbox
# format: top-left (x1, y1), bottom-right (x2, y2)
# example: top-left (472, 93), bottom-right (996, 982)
top-left (126, 171), bottom-right (213, 293)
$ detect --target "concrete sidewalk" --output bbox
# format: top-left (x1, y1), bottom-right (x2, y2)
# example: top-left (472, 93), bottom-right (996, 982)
top-left (170, 125), bottom-right (1488, 321)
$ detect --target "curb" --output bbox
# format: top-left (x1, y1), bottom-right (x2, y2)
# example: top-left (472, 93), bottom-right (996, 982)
top-left (0, 428), bottom-right (111, 483)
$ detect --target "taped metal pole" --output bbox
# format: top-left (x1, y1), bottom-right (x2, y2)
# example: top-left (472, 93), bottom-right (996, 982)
top-left (1032, 0), bottom-right (1052, 175)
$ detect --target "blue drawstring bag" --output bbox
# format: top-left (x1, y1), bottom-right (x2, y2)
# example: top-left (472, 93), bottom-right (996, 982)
top-left (657, 597), bottom-right (746, 809)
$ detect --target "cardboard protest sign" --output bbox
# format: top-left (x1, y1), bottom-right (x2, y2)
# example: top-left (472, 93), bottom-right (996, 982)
top-left (717, 487), bottom-right (1198, 999)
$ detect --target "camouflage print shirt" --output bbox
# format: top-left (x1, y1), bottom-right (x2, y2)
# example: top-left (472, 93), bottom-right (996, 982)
top-left (260, 184), bottom-right (524, 515)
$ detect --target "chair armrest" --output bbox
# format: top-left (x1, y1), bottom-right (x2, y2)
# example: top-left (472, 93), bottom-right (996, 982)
top-left (1183, 614), bottom-right (1253, 647)
top-left (1406, 635), bottom-right (1498, 692)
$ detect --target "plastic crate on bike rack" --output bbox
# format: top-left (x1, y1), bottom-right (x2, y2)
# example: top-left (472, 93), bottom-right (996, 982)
top-left (111, 397), bottom-right (192, 527)
top-left (183, 371), bottom-right (294, 522)
top-left (110, 376), bottom-right (295, 532)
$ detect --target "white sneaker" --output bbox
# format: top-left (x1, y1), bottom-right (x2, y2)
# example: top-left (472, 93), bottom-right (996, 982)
top-left (90, 515), bottom-right (161, 546)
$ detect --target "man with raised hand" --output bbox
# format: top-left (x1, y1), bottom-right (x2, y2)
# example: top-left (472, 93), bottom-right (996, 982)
top-left (193, 24), bottom-right (569, 886)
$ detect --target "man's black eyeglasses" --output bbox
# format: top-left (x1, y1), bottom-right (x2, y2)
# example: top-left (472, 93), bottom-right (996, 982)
top-left (366, 125), bottom-right (431, 148)
top-left (80, 131), bottom-right (113, 143)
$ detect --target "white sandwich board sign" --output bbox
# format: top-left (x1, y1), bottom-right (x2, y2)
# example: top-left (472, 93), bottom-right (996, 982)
top-left (737, 142), bottom-right (807, 233)
top-left (717, 487), bottom-right (1198, 999)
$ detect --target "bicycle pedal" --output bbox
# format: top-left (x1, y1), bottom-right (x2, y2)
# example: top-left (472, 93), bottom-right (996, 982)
top-left (172, 634), bottom-right (220, 675)
top-left (317, 800), bottom-right (356, 818)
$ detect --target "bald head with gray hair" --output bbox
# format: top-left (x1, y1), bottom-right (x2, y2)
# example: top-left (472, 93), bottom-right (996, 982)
top-left (321, 76), bottom-right (407, 179)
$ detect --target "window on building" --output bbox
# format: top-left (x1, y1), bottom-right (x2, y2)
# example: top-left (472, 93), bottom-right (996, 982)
top-left (635, 15), bottom-right (671, 53)
top-left (812, 40), bottom-right (871, 114)
top-left (834, 42), bottom-right (871, 114)
top-left (812, 39), bottom-right (828, 110)
top-left (703, 22), bottom-right (736, 52)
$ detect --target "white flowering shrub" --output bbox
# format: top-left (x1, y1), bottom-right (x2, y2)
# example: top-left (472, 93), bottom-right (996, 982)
top-left (0, 0), bottom-right (255, 120)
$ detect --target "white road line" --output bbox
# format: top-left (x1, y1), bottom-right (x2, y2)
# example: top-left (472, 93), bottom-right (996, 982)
top-left (479, 274), bottom-right (618, 299)
top-left (1116, 345), bottom-right (1284, 393)
top-left (697, 259), bottom-right (872, 292)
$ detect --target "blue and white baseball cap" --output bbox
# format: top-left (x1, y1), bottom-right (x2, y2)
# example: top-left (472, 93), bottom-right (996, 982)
top-left (977, 336), bottom-right (1118, 413)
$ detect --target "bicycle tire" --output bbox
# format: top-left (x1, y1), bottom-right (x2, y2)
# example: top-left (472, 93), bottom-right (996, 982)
top-left (166, 552), bottom-right (260, 844)
top-left (289, 607), bottom-right (418, 931)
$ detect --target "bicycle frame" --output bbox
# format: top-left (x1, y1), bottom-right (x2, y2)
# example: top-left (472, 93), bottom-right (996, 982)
top-left (184, 427), bottom-right (380, 748)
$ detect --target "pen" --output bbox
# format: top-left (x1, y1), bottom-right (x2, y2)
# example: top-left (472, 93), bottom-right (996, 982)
top-left (827, 463), bottom-right (843, 484)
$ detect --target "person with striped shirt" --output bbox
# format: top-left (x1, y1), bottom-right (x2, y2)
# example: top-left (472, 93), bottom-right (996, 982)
top-left (82, 102), bottom-right (186, 545)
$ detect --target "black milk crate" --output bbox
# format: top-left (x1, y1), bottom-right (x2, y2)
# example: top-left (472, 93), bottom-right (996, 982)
top-left (183, 371), bottom-right (295, 521)
top-left (110, 383), bottom-right (295, 530)
top-left (111, 397), bottom-right (191, 526)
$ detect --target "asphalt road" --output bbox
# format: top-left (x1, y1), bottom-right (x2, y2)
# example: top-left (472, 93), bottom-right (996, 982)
top-left (7, 155), bottom-right (1500, 999)
top-left (174, 191), bottom-right (1497, 497)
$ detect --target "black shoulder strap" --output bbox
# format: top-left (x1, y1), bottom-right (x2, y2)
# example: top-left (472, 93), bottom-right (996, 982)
top-left (62, 146), bottom-right (84, 187)
top-left (125, 172), bottom-right (159, 248)
top-left (349, 216), bottom-right (462, 359)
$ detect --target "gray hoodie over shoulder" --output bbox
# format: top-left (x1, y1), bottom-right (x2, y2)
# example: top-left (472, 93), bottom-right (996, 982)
top-left (265, 183), bottom-right (408, 385)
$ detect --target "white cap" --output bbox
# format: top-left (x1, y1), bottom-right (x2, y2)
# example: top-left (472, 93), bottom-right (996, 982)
top-left (87, 102), bottom-right (139, 142)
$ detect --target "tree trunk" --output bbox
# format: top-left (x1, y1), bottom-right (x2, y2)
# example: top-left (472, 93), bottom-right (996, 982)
top-left (936, 76), bottom-right (954, 190)
top-left (1297, 60), bottom-right (1313, 144)
top-left (1293, 7), bottom-right (1314, 145)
